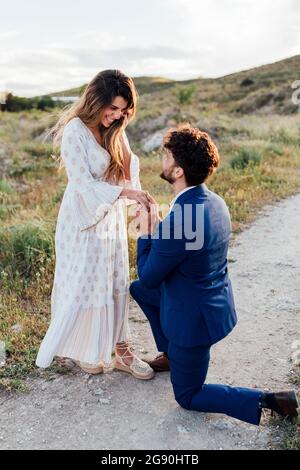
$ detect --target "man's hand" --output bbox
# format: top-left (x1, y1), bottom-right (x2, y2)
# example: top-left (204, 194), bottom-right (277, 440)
top-left (136, 202), bottom-right (160, 236)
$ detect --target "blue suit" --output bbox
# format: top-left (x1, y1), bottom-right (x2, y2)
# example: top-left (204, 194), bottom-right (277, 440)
top-left (130, 184), bottom-right (263, 425)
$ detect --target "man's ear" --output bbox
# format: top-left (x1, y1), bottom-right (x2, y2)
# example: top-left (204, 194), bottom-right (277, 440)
top-left (174, 166), bottom-right (184, 179)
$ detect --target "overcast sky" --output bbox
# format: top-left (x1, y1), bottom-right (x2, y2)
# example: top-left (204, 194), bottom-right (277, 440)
top-left (1, 0), bottom-right (300, 97)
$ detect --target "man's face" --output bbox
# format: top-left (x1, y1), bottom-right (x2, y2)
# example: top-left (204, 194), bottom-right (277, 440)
top-left (160, 148), bottom-right (177, 184)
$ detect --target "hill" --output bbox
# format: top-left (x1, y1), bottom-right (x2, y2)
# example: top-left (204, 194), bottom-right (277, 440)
top-left (49, 76), bottom-right (176, 98)
top-left (48, 55), bottom-right (300, 115)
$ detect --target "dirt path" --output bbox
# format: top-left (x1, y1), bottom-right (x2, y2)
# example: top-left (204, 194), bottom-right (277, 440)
top-left (1, 194), bottom-right (299, 450)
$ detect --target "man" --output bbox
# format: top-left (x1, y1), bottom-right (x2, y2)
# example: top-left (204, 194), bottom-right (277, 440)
top-left (130, 124), bottom-right (298, 425)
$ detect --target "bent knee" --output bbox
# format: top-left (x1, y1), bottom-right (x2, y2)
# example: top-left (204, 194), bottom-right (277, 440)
top-left (174, 389), bottom-right (194, 410)
top-left (129, 280), bottom-right (141, 300)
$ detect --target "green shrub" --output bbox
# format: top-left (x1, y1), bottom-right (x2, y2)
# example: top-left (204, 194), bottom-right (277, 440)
top-left (0, 179), bottom-right (19, 221)
top-left (230, 148), bottom-right (262, 170)
top-left (0, 179), bottom-right (14, 194)
top-left (8, 161), bottom-right (38, 177)
top-left (265, 143), bottom-right (284, 156)
top-left (0, 205), bottom-right (8, 219)
top-left (177, 85), bottom-right (196, 105)
top-left (22, 142), bottom-right (52, 158)
top-left (0, 222), bottom-right (54, 284)
top-left (270, 128), bottom-right (300, 146)
top-left (5, 94), bottom-right (58, 112)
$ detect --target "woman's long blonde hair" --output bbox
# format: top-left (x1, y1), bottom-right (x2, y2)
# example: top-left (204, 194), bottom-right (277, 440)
top-left (48, 69), bottom-right (138, 183)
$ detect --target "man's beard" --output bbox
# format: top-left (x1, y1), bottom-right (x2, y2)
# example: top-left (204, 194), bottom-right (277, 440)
top-left (160, 166), bottom-right (176, 184)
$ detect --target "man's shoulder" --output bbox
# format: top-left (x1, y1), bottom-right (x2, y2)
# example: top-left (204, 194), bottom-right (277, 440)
top-left (173, 188), bottom-right (230, 230)
top-left (182, 187), bottom-right (227, 209)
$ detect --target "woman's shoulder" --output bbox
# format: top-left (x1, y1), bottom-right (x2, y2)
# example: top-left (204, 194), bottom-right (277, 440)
top-left (64, 117), bottom-right (86, 135)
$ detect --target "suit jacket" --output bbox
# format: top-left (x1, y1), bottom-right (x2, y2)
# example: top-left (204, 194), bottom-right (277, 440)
top-left (137, 184), bottom-right (237, 347)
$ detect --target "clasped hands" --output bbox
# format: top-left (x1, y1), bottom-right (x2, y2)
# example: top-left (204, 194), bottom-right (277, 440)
top-left (135, 195), bottom-right (161, 236)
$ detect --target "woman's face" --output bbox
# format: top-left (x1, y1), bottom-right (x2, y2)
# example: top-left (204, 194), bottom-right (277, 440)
top-left (100, 95), bottom-right (129, 128)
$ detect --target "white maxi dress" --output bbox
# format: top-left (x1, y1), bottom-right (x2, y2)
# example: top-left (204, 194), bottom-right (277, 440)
top-left (36, 117), bottom-right (141, 368)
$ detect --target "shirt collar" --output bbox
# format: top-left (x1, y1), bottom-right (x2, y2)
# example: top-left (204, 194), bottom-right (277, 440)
top-left (169, 186), bottom-right (197, 213)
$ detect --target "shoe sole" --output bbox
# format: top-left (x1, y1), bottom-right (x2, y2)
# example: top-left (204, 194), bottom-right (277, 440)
top-left (73, 360), bottom-right (104, 375)
top-left (148, 367), bottom-right (170, 372)
top-left (113, 360), bottom-right (154, 380)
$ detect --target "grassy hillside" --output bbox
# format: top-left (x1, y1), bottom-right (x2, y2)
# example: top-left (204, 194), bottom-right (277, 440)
top-left (49, 55), bottom-right (300, 115)
top-left (49, 76), bottom-right (176, 98)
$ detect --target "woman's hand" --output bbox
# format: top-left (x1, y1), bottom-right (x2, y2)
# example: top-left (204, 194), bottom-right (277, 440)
top-left (120, 188), bottom-right (154, 211)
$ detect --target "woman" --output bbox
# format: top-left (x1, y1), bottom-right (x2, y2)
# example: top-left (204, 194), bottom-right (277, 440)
top-left (36, 69), bottom-right (154, 380)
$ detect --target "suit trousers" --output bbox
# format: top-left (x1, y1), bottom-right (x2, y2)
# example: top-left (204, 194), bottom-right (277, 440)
top-left (130, 280), bottom-right (263, 425)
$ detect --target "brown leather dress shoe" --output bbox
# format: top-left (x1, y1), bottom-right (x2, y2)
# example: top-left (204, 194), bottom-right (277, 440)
top-left (263, 390), bottom-right (299, 418)
top-left (144, 353), bottom-right (170, 372)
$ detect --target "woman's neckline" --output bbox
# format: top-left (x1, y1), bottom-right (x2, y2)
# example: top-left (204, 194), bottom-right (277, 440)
top-left (75, 117), bottom-right (133, 181)
top-left (76, 117), bottom-right (107, 151)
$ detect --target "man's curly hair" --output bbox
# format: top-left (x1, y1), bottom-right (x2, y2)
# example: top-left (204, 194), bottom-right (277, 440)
top-left (163, 123), bottom-right (220, 185)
